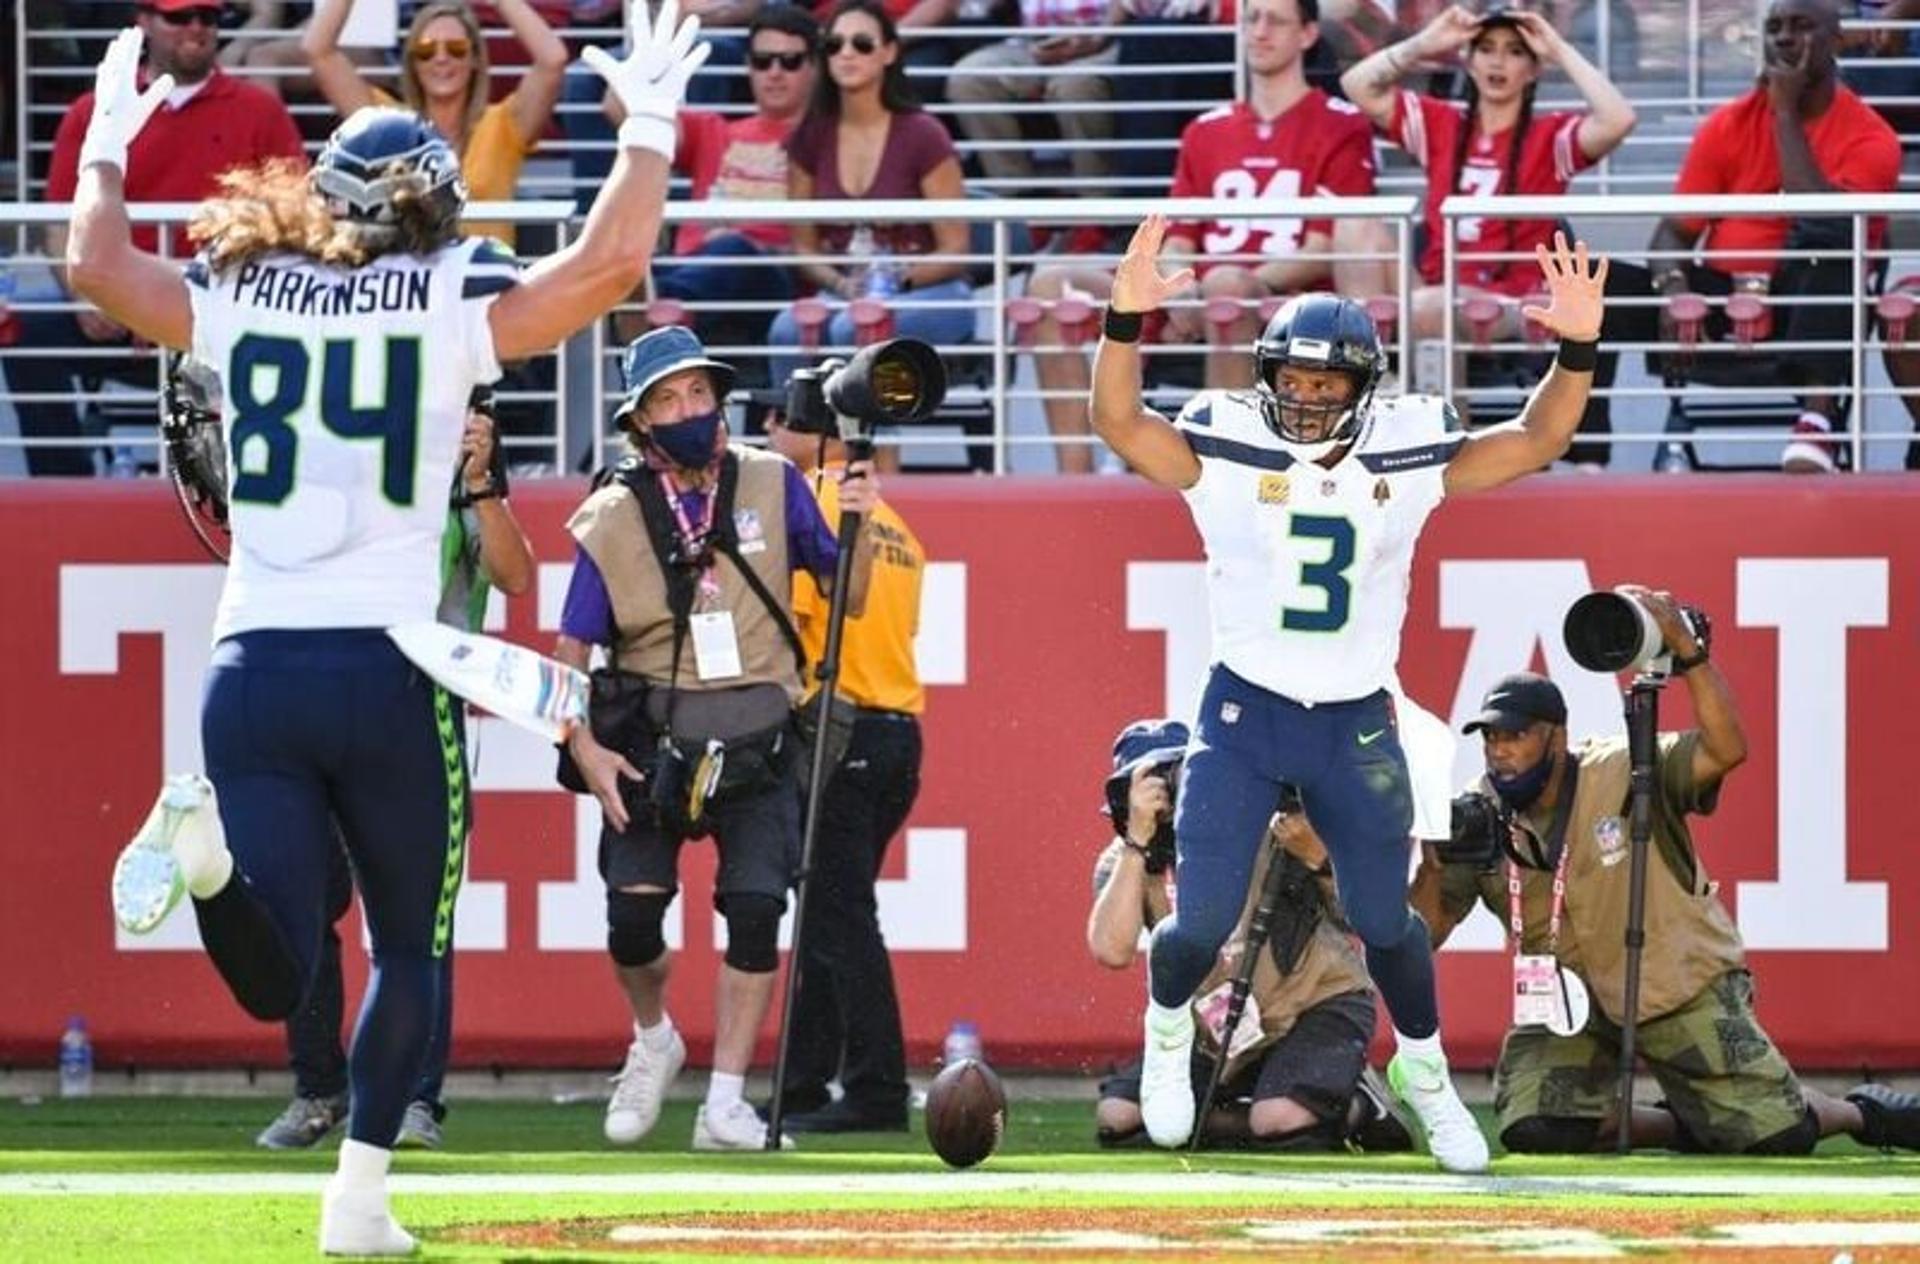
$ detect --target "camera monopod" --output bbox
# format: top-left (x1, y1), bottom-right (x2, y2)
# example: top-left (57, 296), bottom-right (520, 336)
top-left (765, 340), bottom-right (945, 1149)
top-left (1612, 673), bottom-right (1662, 1155)
top-left (1188, 793), bottom-right (1305, 1153)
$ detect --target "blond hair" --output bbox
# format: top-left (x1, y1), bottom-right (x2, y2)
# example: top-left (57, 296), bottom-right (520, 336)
top-left (400, 2), bottom-right (490, 149)
top-left (189, 160), bottom-right (452, 274)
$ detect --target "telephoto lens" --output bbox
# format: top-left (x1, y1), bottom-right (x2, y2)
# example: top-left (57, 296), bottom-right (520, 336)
top-left (1563, 590), bottom-right (1665, 673)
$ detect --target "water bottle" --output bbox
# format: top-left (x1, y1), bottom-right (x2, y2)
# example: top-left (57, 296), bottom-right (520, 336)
top-left (942, 1020), bottom-right (984, 1068)
top-left (846, 223), bottom-right (878, 295)
top-left (864, 256), bottom-right (902, 300)
top-left (58, 1017), bottom-right (93, 1099)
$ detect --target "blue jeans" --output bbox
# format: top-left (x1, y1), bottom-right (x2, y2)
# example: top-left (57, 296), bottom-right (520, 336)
top-left (766, 277), bottom-right (977, 382)
top-left (654, 232), bottom-right (795, 346)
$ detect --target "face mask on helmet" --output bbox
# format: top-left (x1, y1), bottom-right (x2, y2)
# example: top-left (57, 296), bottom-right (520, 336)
top-left (1253, 297), bottom-right (1383, 453)
top-left (1259, 364), bottom-right (1367, 449)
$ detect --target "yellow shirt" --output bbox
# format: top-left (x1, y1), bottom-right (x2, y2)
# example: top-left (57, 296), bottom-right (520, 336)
top-left (794, 465), bottom-right (925, 714)
top-left (373, 92), bottom-right (529, 248)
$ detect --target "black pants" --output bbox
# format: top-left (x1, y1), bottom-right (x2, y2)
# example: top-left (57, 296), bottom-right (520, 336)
top-left (4, 308), bottom-right (151, 476)
top-left (782, 711), bottom-right (923, 1113)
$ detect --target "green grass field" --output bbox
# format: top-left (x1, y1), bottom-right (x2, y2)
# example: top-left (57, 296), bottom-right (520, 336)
top-left (4, 1096), bottom-right (1918, 1262)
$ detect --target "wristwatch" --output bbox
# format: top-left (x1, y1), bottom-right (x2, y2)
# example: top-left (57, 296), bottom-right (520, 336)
top-left (1673, 646), bottom-right (1710, 672)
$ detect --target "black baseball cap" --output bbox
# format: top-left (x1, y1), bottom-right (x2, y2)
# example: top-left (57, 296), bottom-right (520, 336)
top-left (1462, 672), bottom-right (1567, 735)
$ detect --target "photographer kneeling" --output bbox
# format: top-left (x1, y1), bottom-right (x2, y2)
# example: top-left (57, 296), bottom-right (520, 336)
top-left (555, 327), bottom-right (877, 1153)
top-left (1414, 587), bottom-right (1920, 1156)
top-left (1089, 719), bottom-right (1412, 1153)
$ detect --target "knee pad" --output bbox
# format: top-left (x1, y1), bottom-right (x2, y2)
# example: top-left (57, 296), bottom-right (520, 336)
top-left (606, 890), bottom-right (670, 967)
top-left (722, 893), bottom-right (784, 973)
top-left (1744, 1107), bottom-right (1820, 1156)
top-left (1500, 1115), bottom-right (1602, 1155)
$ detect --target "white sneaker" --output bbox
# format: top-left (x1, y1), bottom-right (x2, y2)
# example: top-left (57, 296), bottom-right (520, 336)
top-left (603, 1025), bottom-right (685, 1145)
top-left (319, 1180), bottom-right (417, 1257)
top-left (1139, 1003), bottom-right (1197, 1148)
top-left (1387, 1051), bottom-right (1491, 1174)
top-left (111, 774), bottom-right (231, 935)
top-left (693, 1098), bottom-right (793, 1151)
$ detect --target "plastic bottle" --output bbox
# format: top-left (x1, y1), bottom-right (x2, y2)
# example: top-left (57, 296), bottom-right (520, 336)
top-left (846, 223), bottom-right (879, 295)
top-left (864, 256), bottom-right (902, 300)
top-left (942, 1020), bottom-right (984, 1067)
top-left (58, 1016), bottom-right (93, 1099)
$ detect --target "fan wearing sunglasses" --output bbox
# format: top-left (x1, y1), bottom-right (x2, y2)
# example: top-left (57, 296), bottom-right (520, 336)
top-left (767, 0), bottom-right (974, 408)
top-left (304, 0), bottom-right (569, 248)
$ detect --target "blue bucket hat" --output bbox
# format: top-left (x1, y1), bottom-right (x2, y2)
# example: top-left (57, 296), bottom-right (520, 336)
top-left (1111, 718), bottom-right (1190, 775)
top-left (613, 326), bottom-right (738, 425)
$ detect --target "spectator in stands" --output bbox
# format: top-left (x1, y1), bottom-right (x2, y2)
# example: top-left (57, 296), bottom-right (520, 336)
top-left (1416, 648), bottom-right (1920, 1156)
top-left (1840, 0), bottom-right (1920, 139)
top-left (5, 0), bottom-right (304, 476)
top-left (614, 7), bottom-right (819, 352)
top-left (1341, 5), bottom-right (1635, 342)
top-left (1023, 0), bottom-right (1379, 474)
top-left (766, 1), bottom-right (973, 392)
top-left (304, 0), bottom-right (569, 249)
top-left (805, 0), bottom-right (983, 107)
top-left (1589, 0), bottom-right (1900, 473)
top-left (945, 0), bottom-right (1116, 196)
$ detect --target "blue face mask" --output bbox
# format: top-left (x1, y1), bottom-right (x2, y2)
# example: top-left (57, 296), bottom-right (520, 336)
top-left (647, 408), bottom-right (724, 469)
top-left (1490, 749), bottom-right (1557, 811)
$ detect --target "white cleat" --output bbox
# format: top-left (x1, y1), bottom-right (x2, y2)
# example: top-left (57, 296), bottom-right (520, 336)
top-left (319, 1181), bottom-right (417, 1257)
top-left (111, 773), bottom-right (230, 934)
top-left (693, 1098), bottom-right (793, 1151)
top-left (603, 1025), bottom-right (686, 1145)
top-left (1139, 1003), bottom-right (1197, 1148)
top-left (1388, 1051), bottom-right (1491, 1174)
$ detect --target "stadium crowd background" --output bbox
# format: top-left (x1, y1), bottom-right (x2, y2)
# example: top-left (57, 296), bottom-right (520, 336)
top-left (0, 0), bottom-right (1917, 476)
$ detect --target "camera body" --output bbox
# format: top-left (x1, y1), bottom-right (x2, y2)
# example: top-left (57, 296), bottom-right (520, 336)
top-left (1438, 789), bottom-right (1510, 868)
top-left (1563, 589), bottom-right (1712, 678)
top-left (1104, 758), bottom-right (1180, 874)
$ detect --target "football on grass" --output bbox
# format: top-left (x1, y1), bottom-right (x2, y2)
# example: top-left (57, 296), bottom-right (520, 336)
top-left (925, 1057), bottom-right (1006, 1169)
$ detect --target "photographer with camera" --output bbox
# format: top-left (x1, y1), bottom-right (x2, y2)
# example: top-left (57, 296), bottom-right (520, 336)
top-left (1414, 591), bottom-right (1920, 1155)
top-left (554, 326), bottom-right (878, 1152)
top-left (1088, 719), bottom-right (1413, 1153)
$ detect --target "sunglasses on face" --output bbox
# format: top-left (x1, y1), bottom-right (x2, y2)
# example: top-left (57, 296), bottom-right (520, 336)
top-left (823, 32), bottom-right (880, 56)
top-left (410, 37), bottom-right (473, 62)
top-left (144, 6), bottom-right (223, 27)
top-left (748, 49), bottom-right (810, 71)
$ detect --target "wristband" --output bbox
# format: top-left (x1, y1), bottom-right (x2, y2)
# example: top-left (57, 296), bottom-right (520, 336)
top-left (1103, 307), bottom-right (1145, 343)
top-left (1672, 647), bottom-right (1709, 673)
top-left (454, 480), bottom-right (502, 509)
top-left (1555, 337), bottom-right (1599, 373)
top-left (617, 114), bottom-right (676, 162)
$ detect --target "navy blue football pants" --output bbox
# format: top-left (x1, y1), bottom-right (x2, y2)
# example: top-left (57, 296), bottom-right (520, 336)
top-left (1149, 665), bottom-right (1440, 1039)
top-left (194, 629), bottom-right (469, 1148)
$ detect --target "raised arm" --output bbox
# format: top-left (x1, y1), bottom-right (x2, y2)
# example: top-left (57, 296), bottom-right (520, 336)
top-left (488, 0), bottom-right (710, 362)
top-left (1089, 214), bottom-right (1202, 490)
top-left (64, 30), bottom-right (193, 350)
top-left (1616, 585), bottom-right (1748, 786)
top-left (1443, 233), bottom-right (1606, 494)
top-left (1339, 3), bottom-right (1480, 130)
top-left (496, 0), bottom-right (571, 146)
top-left (302, 0), bottom-right (381, 116)
top-left (1507, 10), bottom-right (1636, 161)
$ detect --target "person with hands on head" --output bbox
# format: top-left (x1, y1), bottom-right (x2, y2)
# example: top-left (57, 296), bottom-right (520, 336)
top-left (80, 1), bottom-right (709, 1252)
top-left (1091, 212), bottom-right (1605, 1172)
top-left (553, 325), bottom-right (876, 1154)
top-left (1412, 623), bottom-right (1920, 1157)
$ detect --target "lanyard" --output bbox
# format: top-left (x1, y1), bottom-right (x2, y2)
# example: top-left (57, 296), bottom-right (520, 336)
top-left (1508, 838), bottom-right (1571, 956)
top-left (658, 471), bottom-right (721, 604)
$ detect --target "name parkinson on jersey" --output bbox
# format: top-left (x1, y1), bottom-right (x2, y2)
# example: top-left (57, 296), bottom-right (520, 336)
top-left (231, 261), bottom-right (432, 317)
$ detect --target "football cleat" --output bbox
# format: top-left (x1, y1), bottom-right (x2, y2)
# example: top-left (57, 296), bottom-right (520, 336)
top-left (1388, 1051), bottom-right (1491, 1174)
top-left (111, 773), bottom-right (227, 934)
top-left (1139, 1002), bottom-right (1197, 1148)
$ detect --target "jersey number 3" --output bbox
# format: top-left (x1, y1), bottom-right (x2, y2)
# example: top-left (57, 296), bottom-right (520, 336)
top-left (228, 333), bottom-right (423, 507)
top-left (1281, 514), bottom-right (1355, 633)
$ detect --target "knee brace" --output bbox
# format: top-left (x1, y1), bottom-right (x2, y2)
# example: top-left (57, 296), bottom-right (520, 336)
top-left (722, 893), bottom-right (784, 973)
top-left (606, 890), bottom-right (671, 967)
top-left (1500, 1115), bottom-right (1602, 1155)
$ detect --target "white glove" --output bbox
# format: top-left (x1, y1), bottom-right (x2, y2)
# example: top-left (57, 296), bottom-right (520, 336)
top-left (77, 28), bottom-right (173, 176)
top-left (581, 0), bottom-right (711, 161)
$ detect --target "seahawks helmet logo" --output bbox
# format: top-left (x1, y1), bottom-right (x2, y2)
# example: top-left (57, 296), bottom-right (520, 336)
top-left (313, 107), bottom-right (468, 227)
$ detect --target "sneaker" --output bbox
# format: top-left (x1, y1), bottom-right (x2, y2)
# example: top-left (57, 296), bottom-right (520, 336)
top-left (1781, 415), bottom-right (1839, 473)
top-left (256, 1093), bottom-right (349, 1150)
top-left (319, 1179), bottom-right (416, 1257)
top-left (783, 1098), bottom-right (909, 1134)
top-left (1348, 1066), bottom-right (1417, 1154)
top-left (1387, 1051), bottom-right (1491, 1173)
top-left (604, 1025), bottom-right (685, 1145)
top-left (694, 1098), bottom-right (794, 1151)
top-left (1139, 1003), bottom-right (1197, 1148)
top-left (395, 1101), bottom-right (443, 1151)
top-left (112, 773), bottom-right (230, 934)
top-left (1848, 1083), bottom-right (1920, 1150)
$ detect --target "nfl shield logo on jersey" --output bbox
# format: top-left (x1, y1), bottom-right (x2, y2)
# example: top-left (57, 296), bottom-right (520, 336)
top-left (1594, 815), bottom-right (1627, 866)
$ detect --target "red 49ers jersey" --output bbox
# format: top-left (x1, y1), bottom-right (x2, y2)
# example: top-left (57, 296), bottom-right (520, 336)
top-left (1386, 90), bottom-right (1594, 295)
top-left (1167, 90), bottom-right (1377, 273)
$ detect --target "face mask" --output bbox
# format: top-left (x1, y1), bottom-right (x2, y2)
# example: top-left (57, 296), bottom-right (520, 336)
top-left (647, 408), bottom-right (724, 469)
top-left (1490, 748), bottom-right (1556, 811)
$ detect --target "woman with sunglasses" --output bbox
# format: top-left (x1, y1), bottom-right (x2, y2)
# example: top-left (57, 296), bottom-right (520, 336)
top-left (767, 0), bottom-right (973, 411)
top-left (304, 0), bottom-right (569, 247)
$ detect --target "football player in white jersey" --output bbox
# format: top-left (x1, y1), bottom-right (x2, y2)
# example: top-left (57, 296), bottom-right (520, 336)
top-left (1090, 213), bottom-right (1607, 1172)
top-left (74, 2), bottom-right (709, 1253)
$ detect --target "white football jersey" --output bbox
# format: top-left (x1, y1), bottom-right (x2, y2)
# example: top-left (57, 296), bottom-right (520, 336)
top-left (187, 237), bottom-right (519, 640)
top-left (1175, 389), bottom-right (1461, 705)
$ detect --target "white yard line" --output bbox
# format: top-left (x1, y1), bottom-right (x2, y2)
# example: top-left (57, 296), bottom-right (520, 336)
top-left (2, 1170), bottom-right (1918, 1199)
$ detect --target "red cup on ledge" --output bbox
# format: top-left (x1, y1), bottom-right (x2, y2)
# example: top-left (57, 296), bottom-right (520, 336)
top-left (792, 297), bottom-right (831, 350)
top-left (1363, 295), bottom-right (1398, 344)
top-left (1877, 277), bottom-right (1920, 346)
top-left (1460, 294), bottom-right (1504, 349)
top-left (849, 297), bottom-right (894, 346)
top-left (1054, 295), bottom-right (1097, 346)
top-left (645, 298), bottom-right (691, 329)
top-left (1006, 296), bottom-right (1046, 345)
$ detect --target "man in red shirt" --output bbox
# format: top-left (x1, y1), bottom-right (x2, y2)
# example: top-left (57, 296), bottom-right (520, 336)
top-left (1593, 0), bottom-right (1899, 472)
top-left (8, 0), bottom-right (304, 476)
top-left (1023, 0), bottom-right (1376, 473)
